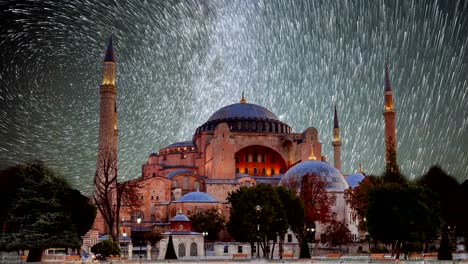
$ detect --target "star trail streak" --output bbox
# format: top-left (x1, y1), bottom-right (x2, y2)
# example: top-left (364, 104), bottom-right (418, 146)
top-left (0, 0), bottom-right (467, 194)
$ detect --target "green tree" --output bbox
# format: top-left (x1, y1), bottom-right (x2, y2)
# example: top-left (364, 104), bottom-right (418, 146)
top-left (164, 235), bottom-right (177, 259)
top-left (344, 175), bottom-right (382, 232)
top-left (189, 208), bottom-right (225, 241)
top-left (227, 185), bottom-right (299, 259)
top-left (0, 161), bottom-right (96, 262)
top-left (367, 183), bottom-right (440, 259)
top-left (91, 240), bottom-right (120, 259)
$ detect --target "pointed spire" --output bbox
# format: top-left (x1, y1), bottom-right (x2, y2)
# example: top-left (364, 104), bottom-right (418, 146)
top-left (384, 61), bottom-right (392, 92)
top-left (240, 91), bottom-right (246, 104)
top-left (104, 35), bottom-right (115, 62)
top-left (358, 161), bottom-right (363, 173)
top-left (333, 105), bottom-right (339, 129)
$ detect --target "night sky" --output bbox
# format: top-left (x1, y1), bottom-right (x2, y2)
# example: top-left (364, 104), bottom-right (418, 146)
top-left (0, 0), bottom-right (467, 195)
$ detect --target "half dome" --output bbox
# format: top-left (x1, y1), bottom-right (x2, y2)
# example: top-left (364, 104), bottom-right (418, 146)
top-left (280, 160), bottom-right (349, 191)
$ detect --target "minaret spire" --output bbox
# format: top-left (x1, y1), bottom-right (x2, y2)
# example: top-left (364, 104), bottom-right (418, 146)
top-left (383, 61), bottom-right (397, 171)
top-left (332, 104), bottom-right (342, 172)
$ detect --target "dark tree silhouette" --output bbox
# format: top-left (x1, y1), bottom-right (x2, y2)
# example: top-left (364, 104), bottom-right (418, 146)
top-left (164, 235), bottom-right (177, 259)
top-left (189, 208), bottom-right (225, 241)
top-left (0, 161), bottom-right (95, 262)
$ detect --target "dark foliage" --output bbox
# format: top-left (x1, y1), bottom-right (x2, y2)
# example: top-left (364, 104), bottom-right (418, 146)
top-left (91, 240), bottom-right (120, 259)
top-left (189, 208), bottom-right (225, 241)
top-left (0, 161), bottom-right (96, 262)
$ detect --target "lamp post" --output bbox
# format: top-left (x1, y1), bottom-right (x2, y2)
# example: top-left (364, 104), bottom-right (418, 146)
top-left (255, 205), bottom-right (262, 258)
top-left (202, 232), bottom-right (208, 257)
top-left (137, 217), bottom-right (142, 259)
top-left (123, 232), bottom-right (127, 259)
top-left (306, 227), bottom-right (315, 256)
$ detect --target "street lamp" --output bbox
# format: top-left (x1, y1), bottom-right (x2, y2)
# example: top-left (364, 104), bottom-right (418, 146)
top-left (255, 205), bottom-right (262, 258)
top-left (137, 217), bottom-right (142, 259)
top-left (202, 232), bottom-right (208, 257)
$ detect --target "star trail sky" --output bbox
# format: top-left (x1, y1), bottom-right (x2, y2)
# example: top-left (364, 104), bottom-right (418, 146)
top-left (0, 0), bottom-right (467, 194)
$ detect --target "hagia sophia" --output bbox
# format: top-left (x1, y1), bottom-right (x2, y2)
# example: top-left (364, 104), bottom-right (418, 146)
top-left (89, 36), bottom-right (397, 258)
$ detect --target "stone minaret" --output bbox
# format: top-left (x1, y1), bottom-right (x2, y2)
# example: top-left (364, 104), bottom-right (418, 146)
top-left (383, 62), bottom-right (397, 165)
top-left (332, 105), bottom-right (342, 172)
top-left (96, 35), bottom-right (118, 185)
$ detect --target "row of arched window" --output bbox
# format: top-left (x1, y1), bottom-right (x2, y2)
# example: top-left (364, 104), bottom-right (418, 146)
top-left (178, 242), bottom-right (198, 257)
top-left (195, 120), bottom-right (291, 134)
top-left (235, 167), bottom-right (284, 175)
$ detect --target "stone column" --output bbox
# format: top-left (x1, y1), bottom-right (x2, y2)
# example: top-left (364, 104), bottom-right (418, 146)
top-left (128, 243), bottom-right (133, 260)
top-left (146, 243), bottom-right (152, 260)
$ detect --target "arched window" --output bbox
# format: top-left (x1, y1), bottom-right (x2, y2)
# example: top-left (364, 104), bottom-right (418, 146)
top-left (194, 181), bottom-right (200, 191)
top-left (179, 224), bottom-right (184, 231)
top-left (190, 242), bottom-right (198, 256)
top-left (252, 152), bottom-right (258, 162)
top-left (235, 156), bottom-right (240, 163)
top-left (279, 168), bottom-right (284, 174)
top-left (178, 243), bottom-right (186, 257)
top-left (244, 168), bottom-right (248, 174)
top-left (261, 168), bottom-right (266, 175)
top-left (152, 172), bottom-right (156, 177)
top-left (235, 167), bottom-right (240, 174)
top-left (271, 168), bottom-right (275, 175)
top-left (261, 154), bottom-right (266, 163)
top-left (173, 180), bottom-right (178, 188)
top-left (183, 176), bottom-right (189, 189)
top-left (244, 154), bottom-right (249, 162)
top-left (253, 168), bottom-right (258, 175)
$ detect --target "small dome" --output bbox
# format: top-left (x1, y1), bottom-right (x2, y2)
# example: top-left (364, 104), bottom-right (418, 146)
top-left (208, 103), bottom-right (280, 122)
top-left (149, 152), bottom-right (158, 157)
top-left (280, 160), bottom-right (349, 191)
top-left (171, 213), bottom-right (190, 222)
top-left (176, 191), bottom-right (218, 203)
top-left (345, 173), bottom-right (365, 188)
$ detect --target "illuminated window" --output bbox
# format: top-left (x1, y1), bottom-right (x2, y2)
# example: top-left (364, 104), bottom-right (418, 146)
top-left (181, 153), bottom-right (187, 159)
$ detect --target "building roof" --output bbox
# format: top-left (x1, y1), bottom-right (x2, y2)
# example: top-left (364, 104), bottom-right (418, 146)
top-left (162, 231), bottom-right (201, 236)
top-left (207, 103), bottom-right (280, 122)
top-left (280, 160), bottom-right (349, 191)
top-left (165, 141), bottom-right (196, 148)
top-left (175, 191), bottom-right (218, 203)
top-left (345, 173), bottom-right (365, 188)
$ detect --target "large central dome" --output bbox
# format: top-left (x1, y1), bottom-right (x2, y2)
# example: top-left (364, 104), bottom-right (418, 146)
top-left (194, 102), bottom-right (291, 135)
top-left (208, 103), bottom-right (280, 122)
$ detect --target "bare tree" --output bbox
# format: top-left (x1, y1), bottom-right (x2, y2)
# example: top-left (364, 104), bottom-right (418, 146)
top-left (93, 148), bottom-right (141, 242)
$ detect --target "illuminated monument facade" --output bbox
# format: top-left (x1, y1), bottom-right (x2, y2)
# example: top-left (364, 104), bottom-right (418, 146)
top-left (94, 38), bottom-right (396, 243)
